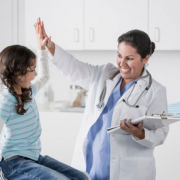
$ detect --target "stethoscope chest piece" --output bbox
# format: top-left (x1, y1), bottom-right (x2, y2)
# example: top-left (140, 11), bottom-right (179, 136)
top-left (96, 100), bottom-right (104, 111)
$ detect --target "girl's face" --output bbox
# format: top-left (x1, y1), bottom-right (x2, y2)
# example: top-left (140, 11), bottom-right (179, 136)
top-left (117, 42), bottom-right (149, 83)
top-left (15, 59), bottom-right (37, 89)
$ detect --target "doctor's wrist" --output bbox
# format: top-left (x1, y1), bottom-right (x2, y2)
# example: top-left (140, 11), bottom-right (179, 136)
top-left (132, 129), bottom-right (145, 140)
top-left (47, 42), bottom-right (55, 56)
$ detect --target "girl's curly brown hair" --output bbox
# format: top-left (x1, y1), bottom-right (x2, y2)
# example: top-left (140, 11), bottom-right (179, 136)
top-left (0, 45), bottom-right (36, 115)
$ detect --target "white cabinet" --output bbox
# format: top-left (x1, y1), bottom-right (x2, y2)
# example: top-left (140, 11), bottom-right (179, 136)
top-left (39, 112), bottom-right (83, 165)
top-left (3, 0), bottom-right (180, 50)
top-left (18, 0), bottom-right (83, 50)
top-left (18, 0), bottom-right (148, 50)
top-left (84, 0), bottom-right (148, 50)
top-left (149, 0), bottom-right (180, 50)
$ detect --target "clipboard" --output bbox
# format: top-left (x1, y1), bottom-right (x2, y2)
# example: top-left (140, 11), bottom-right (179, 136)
top-left (107, 112), bottom-right (180, 134)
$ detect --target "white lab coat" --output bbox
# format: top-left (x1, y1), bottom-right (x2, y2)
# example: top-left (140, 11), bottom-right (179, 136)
top-left (52, 44), bottom-right (169, 180)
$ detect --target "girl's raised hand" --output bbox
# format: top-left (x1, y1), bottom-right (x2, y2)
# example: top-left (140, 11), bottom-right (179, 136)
top-left (36, 18), bottom-right (53, 50)
top-left (34, 18), bottom-right (48, 50)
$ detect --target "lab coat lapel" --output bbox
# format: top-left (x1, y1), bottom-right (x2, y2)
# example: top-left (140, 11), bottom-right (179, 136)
top-left (116, 69), bottom-right (149, 105)
top-left (94, 73), bottom-right (121, 122)
top-left (104, 73), bottom-right (121, 105)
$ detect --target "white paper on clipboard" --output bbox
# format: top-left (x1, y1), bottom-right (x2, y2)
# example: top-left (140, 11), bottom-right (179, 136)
top-left (107, 115), bottom-right (180, 134)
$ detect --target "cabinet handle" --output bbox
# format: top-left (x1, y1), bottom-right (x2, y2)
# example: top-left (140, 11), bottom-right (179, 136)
top-left (74, 28), bottom-right (79, 42)
top-left (154, 27), bottom-right (160, 42)
top-left (89, 28), bottom-right (94, 42)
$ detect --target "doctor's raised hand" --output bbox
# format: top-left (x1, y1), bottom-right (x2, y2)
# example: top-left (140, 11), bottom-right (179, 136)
top-left (40, 17), bottom-right (169, 180)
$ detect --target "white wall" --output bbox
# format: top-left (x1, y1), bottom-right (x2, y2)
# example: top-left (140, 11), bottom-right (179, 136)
top-left (45, 48), bottom-right (180, 105)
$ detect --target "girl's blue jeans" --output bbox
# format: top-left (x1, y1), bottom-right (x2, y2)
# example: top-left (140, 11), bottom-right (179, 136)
top-left (0, 155), bottom-right (89, 180)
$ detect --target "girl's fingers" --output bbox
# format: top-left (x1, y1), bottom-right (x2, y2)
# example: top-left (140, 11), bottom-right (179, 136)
top-left (39, 18), bottom-right (41, 25)
top-left (39, 24), bottom-right (42, 35)
top-left (37, 23), bottom-right (39, 34)
top-left (35, 23), bottom-right (39, 34)
top-left (37, 17), bottom-right (41, 24)
top-left (42, 21), bottom-right (48, 37)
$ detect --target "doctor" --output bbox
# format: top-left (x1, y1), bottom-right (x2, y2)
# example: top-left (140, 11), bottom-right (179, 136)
top-left (41, 19), bottom-right (168, 180)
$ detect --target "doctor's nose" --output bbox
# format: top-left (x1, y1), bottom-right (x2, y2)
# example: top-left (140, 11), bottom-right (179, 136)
top-left (120, 58), bottom-right (127, 67)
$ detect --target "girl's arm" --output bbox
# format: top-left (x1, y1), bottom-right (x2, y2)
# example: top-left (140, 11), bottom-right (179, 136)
top-left (31, 18), bottom-right (50, 93)
top-left (31, 50), bottom-right (50, 92)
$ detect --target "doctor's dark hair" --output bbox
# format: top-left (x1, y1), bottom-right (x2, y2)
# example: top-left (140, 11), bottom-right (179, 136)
top-left (118, 30), bottom-right (155, 59)
top-left (0, 45), bottom-right (36, 115)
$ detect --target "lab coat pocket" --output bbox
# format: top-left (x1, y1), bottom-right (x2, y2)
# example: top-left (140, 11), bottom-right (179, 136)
top-left (120, 157), bottom-right (155, 180)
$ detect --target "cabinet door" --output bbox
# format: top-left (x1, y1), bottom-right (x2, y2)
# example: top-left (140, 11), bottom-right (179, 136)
top-left (18, 0), bottom-right (83, 50)
top-left (84, 0), bottom-right (148, 50)
top-left (0, 0), bottom-right (12, 51)
top-left (149, 0), bottom-right (180, 50)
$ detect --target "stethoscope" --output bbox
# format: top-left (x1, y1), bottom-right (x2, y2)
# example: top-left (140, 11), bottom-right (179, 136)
top-left (96, 69), bottom-right (152, 110)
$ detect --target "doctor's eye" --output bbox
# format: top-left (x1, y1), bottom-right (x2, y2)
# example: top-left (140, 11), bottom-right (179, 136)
top-left (118, 54), bottom-right (122, 58)
top-left (127, 58), bottom-right (133, 60)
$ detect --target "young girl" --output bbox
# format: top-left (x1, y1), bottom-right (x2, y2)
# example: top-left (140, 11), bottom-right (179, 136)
top-left (0, 19), bottom-right (90, 180)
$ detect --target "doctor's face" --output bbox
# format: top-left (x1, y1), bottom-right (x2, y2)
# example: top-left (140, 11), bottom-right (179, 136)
top-left (117, 42), bottom-right (148, 83)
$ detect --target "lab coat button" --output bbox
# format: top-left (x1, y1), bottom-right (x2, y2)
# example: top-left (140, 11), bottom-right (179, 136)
top-left (111, 157), bottom-right (116, 160)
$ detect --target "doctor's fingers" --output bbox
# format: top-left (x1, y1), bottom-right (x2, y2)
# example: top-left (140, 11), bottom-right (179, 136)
top-left (42, 37), bottom-right (49, 47)
top-left (120, 119), bottom-right (127, 127)
top-left (121, 125), bottom-right (131, 132)
top-left (120, 119), bottom-right (130, 131)
top-left (125, 122), bottom-right (138, 133)
top-left (137, 122), bottom-right (143, 130)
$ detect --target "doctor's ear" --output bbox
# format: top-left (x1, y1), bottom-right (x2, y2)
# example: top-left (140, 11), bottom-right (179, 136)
top-left (143, 55), bottom-right (150, 65)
